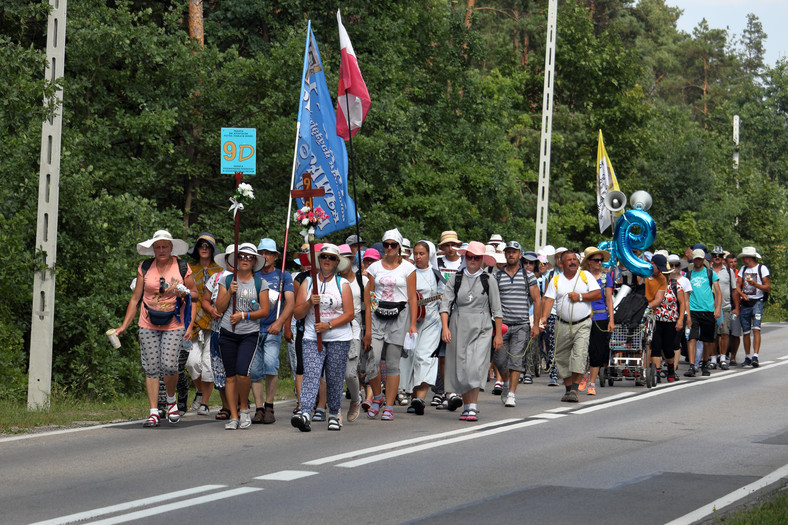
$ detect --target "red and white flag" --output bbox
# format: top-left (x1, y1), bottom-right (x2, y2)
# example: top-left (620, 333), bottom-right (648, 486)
top-left (336, 9), bottom-right (371, 140)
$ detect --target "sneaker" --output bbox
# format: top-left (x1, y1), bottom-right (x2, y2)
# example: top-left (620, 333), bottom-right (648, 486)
top-left (578, 374), bottom-right (589, 392)
top-left (742, 356), bottom-right (752, 367)
top-left (312, 409), bottom-right (326, 422)
top-left (701, 365), bottom-right (710, 376)
top-left (262, 405), bottom-right (276, 424)
top-left (410, 397), bottom-right (425, 416)
top-left (523, 374), bottom-right (533, 385)
top-left (290, 413), bottom-right (311, 432)
top-left (225, 418), bottom-right (239, 430)
top-left (504, 392), bottom-right (516, 407)
top-left (347, 401), bottom-right (361, 422)
top-left (239, 409), bottom-right (252, 429)
top-left (667, 374), bottom-right (676, 383)
top-left (197, 404), bottom-right (210, 416)
top-left (252, 407), bottom-right (265, 424)
top-left (561, 391), bottom-right (571, 402)
top-left (719, 360), bottom-right (730, 370)
top-left (684, 366), bottom-right (696, 377)
top-left (492, 381), bottom-right (503, 396)
top-left (708, 361), bottom-right (717, 370)
top-left (548, 378), bottom-right (560, 387)
top-left (587, 383), bottom-right (596, 395)
top-left (189, 394), bottom-right (203, 412)
top-left (751, 356), bottom-right (759, 368)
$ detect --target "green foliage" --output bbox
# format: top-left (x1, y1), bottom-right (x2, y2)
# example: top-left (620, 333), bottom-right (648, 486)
top-left (2, 0), bottom-right (788, 401)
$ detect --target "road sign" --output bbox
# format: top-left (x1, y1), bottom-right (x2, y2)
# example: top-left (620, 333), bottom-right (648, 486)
top-left (221, 128), bottom-right (256, 174)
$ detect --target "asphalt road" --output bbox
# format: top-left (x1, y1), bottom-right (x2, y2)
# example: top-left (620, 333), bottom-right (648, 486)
top-left (4, 323), bottom-right (788, 525)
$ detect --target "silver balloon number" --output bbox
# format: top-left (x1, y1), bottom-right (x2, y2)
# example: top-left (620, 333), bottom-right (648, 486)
top-left (613, 209), bottom-right (656, 278)
top-left (597, 240), bottom-right (617, 269)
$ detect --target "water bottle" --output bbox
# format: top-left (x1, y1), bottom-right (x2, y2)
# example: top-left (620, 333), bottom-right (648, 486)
top-left (250, 300), bottom-right (261, 311)
top-left (730, 313), bottom-right (737, 321)
top-left (684, 327), bottom-right (690, 340)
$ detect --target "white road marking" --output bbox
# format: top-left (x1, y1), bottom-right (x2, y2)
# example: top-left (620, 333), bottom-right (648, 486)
top-left (545, 406), bottom-right (573, 413)
top-left (664, 462), bottom-right (788, 525)
top-left (86, 487), bottom-right (262, 525)
top-left (254, 470), bottom-right (318, 481)
top-left (531, 413), bottom-right (568, 419)
top-left (335, 420), bottom-right (547, 468)
top-left (303, 418), bottom-right (522, 465)
top-left (578, 391), bottom-right (636, 405)
top-left (29, 485), bottom-right (227, 525)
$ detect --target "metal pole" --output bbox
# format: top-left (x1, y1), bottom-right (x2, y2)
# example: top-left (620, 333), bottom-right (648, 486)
top-left (28, 0), bottom-right (67, 410)
top-left (733, 114), bottom-right (740, 226)
top-left (534, 0), bottom-right (558, 251)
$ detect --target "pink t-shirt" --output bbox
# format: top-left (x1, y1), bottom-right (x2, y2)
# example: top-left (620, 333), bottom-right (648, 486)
top-left (138, 258), bottom-right (192, 331)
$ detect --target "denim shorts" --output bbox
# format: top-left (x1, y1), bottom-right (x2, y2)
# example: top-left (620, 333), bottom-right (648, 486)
top-left (739, 299), bottom-right (764, 334)
top-left (250, 329), bottom-right (281, 381)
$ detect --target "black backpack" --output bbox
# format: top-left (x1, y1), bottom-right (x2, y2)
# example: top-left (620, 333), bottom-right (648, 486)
top-left (451, 271), bottom-right (490, 313)
top-left (613, 291), bottom-right (648, 329)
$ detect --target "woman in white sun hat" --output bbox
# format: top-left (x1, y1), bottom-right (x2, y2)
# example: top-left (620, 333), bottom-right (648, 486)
top-left (116, 230), bottom-right (199, 428)
top-left (214, 243), bottom-right (270, 430)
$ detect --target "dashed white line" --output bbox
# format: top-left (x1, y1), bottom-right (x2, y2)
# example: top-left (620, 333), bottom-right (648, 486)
top-left (255, 470), bottom-right (318, 481)
top-left (531, 413), bottom-right (568, 419)
top-left (30, 485), bottom-right (227, 525)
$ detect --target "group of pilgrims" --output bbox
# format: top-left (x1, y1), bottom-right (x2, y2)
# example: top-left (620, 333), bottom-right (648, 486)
top-left (116, 227), bottom-right (770, 431)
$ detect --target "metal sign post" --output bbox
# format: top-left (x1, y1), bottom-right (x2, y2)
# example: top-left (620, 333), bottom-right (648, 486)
top-left (28, 0), bottom-right (67, 410)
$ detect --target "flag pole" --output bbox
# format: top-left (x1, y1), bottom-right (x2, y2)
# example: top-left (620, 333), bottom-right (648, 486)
top-left (344, 88), bottom-right (365, 325)
top-left (278, 21), bottom-right (313, 317)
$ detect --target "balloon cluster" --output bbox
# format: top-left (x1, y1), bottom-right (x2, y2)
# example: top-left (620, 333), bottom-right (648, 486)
top-left (598, 190), bottom-right (656, 278)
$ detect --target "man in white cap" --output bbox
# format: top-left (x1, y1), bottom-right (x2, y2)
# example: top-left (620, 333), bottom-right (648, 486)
top-left (685, 248), bottom-right (721, 377)
top-left (736, 247), bottom-right (770, 367)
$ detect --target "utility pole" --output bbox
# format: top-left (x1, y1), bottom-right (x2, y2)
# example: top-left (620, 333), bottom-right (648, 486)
top-left (534, 0), bottom-right (558, 251)
top-left (28, 0), bottom-right (67, 410)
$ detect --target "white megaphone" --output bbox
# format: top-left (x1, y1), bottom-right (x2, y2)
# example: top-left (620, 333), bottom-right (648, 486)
top-left (629, 190), bottom-right (652, 211)
top-left (604, 190), bottom-right (627, 213)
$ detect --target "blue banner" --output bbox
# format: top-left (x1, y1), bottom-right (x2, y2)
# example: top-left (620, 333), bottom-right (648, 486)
top-left (293, 25), bottom-right (357, 238)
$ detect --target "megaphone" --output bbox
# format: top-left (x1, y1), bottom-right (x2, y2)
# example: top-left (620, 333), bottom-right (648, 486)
top-left (604, 190), bottom-right (627, 213)
top-left (629, 190), bottom-right (653, 211)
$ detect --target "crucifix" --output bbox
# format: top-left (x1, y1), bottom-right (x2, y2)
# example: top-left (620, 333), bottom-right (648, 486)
top-left (290, 173), bottom-right (326, 351)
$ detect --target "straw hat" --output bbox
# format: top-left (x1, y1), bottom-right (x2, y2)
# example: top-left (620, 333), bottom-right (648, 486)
top-left (438, 230), bottom-right (462, 248)
top-left (580, 246), bottom-right (611, 269)
top-left (137, 230), bottom-right (189, 256)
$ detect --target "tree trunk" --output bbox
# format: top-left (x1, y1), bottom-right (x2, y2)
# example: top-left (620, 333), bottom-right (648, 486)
top-left (465, 0), bottom-right (475, 28)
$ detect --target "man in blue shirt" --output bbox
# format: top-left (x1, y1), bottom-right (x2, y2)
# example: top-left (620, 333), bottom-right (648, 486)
top-left (685, 249), bottom-right (721, 377)
top-left (250, 238), bottom-right (295, 424)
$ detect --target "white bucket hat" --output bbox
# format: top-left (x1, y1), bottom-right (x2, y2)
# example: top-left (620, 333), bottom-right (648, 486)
top-left (227, 243), bottom-right (265, 272)
top-left (485, 244), bottom-right (506, 265)
top-left (737, 246), bottom-right (761, 259)
top-left (214, 244), bottom-right (235, 270)
top-left (137, 230), bottom-right (189, 256)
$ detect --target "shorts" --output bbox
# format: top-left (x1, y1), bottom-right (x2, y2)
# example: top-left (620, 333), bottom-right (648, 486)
top-left (739, 300), bottom-right (764, 334)
top-left (716, 308), bottom-right (742, 337)
top-left (249, 329), bottom-right (281, 381)
top-left (493, 323), bottom-right (529, 373)
top-left (218, 328), bottom-right (259, 378)
top-left (554, 318), bottom-right (591, 378)
top-left (689, 311), bottom-right (716, 343)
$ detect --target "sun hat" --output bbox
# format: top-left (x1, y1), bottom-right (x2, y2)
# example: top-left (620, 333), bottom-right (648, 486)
top-left (318, 243), bottom-right (348, 272)
top-left (345, 234), bottom-right (365, 246)
top-left (644, 251), bottom-right (654, 262)
top-left (382, 228), bottom-right (403, 245)
top-left (458, 241), bottom-right (497, 267)
top-left (537, 254), bottom-right (548, 264)
top-left (401, 238), bottom-right (412, 251)
top-left (214, 244), bottom-right (236, 269)
top-left (654, 249), bottom-right (669, 258)
top-left (137, 230), bottom-right (189, 256)
top-left (438, 230), bottom-right (462, 247)
top-left (737, 246), bottom-right (762, 259)
top-left (187, 232), bottom-right (218, 260)
top-left (227, 243), bottom-right (265, 272)
top-left (550, 246), bottom-right (568, 266)
top-left (337, 243), bottom-right (354, 272)
top-left (522, 251), bottom-right (539, 262)
top-left (485, 244), bottom-right (506, 265)
top-left (488, 234), bottom-right (504, 247)
top-left (362, 248), bottom-right (381, 262)
top-left (580, 246), bottom-right (611, 269)
top-left (651, 254), bottom-right (670, 274)
top-left (667, 253), bottom-right (689, 271)
top-left (711, 245), bottom-right (725, 256)
top-left (257, 238), bottom-right (279, 254)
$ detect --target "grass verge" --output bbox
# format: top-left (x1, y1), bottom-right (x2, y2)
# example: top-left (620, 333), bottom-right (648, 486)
top-left (716, 486), bottom-right (788, 524)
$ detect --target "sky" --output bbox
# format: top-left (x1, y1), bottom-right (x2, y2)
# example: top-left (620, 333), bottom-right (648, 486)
top-left (670, 0), bottom-right (787, 66)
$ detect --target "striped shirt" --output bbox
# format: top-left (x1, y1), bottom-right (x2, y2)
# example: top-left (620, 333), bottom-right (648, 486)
top-left (495, 268), bottom-right (537, 325)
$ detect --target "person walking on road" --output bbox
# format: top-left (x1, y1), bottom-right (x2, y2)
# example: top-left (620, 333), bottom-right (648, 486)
top-left (736, 247), bottom-right (770, 368)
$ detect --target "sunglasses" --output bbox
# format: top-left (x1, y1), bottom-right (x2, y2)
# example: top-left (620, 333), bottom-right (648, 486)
top-left (523, 260), bottom-right (536, 264)
top-left (237, 253), bottom-right (256, 261)
top-left (670, 263), bottom-right (681, 267)
top-left (382, 242), bottom-right (399, 249)
top-left (712, 253), bottom-right (724, 258)
top-left (588, 258), bottom-right (603, 263)
top-left (197, 243), bottom-right (211, 250)
top-left (159, 277), bottom-right (166, 294)
top-left (319, 254), bottom-right (339, 262)
top-left (465, 254), bottom-right (483, 261)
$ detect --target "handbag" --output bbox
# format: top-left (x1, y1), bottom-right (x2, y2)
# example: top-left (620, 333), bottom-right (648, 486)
top-left (145, 303), bottom-right (176, 326)
top-left (374, 300), bottom-right (406, 320)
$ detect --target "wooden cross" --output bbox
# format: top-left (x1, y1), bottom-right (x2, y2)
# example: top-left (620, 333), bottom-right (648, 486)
top-left (290, 173), bottom-right (327, 351)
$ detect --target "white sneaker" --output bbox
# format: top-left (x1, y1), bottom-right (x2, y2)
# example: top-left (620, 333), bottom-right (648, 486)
top-left (500, 384), bottom-right (509, 405)
top-left (504, 392), bottom-right (516, 407)
top-left (239, 409), bottom-right (252, 429)
top-left (225, 418), bottom-right (239, 430)
top-left (189, 394), bottom-right (203, 412)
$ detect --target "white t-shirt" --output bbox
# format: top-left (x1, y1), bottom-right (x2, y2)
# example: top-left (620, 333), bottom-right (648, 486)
top-left (343, 274), bottom-right (368, 340)
top-left (544, 270), bottom-right (600, 322)
top-left (367, 260), bottom-right (415, 302)
top-left (303, 275), bottom-right (353, 341)
top-left (677, 275), bottom-right (692, 293)
top-left (740, 264), bottom-right (770, 300)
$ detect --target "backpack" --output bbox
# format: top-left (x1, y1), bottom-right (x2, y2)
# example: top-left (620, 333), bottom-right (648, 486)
top-left (552, 270), bottom-right (589, 291)
top-left (495, 267), bottom-right (535, 307)
top-left (138, 257), bottom-right (189, 307)
top-left (223, 273), bottom-right (265, 298)
top-left (758, 264), bottom-right (770, 303)
top-left (613, 291), bottom-right (649, 329)
top-left (451, 271), bottom-right (490, 313)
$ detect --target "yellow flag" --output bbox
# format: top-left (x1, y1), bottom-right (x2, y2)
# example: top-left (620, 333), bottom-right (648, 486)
top-left (596, 130), bottom-right (621, 233)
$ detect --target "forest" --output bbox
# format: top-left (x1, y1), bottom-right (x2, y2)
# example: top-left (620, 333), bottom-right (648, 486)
top-left (1, 0), bottom-right (786, 400)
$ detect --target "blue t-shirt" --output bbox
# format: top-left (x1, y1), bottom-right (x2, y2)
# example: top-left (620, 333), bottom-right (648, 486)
top-left (689, 267), bottom-right (718, 312)
top-left (255, 268), bottom-right (294, 327)
top-left (591, 271), bottom-right (615, 321)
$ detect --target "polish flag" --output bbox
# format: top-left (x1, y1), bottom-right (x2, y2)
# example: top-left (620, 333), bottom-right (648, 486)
top-left (336, 10), bottom-right (371, 140)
